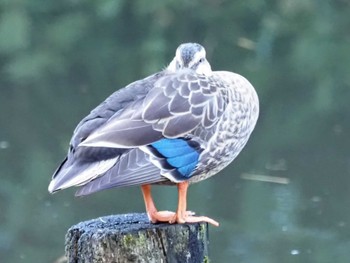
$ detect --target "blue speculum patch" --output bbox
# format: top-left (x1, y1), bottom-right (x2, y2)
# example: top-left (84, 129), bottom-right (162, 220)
top-left (151, 138), bottom-right (199, 178)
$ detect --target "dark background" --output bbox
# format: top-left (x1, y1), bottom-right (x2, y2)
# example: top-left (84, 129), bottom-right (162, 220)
top-left (1, 0), bottom-right (350, 262)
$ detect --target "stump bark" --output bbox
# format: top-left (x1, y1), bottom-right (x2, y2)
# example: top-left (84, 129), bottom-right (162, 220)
top-left (65, 213), bottom-right (209, 263)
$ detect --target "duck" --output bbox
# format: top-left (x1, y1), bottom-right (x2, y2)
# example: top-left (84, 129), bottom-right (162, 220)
top-left (48, 43), bottom-right (259, 226)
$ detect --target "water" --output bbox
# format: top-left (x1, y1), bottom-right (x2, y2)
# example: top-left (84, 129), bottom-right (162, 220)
top-left (1, 1), bottom-right (350, 262)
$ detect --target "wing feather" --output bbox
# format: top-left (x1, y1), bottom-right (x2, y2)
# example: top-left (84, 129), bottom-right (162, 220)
top-left (163, 113), bottom-right (200, 137)
top-left (169, 92), bottom-right (191, 113)
top-left (69, 72), bottom-right (165, 149)
top-left (51, 69), bottom-right (231, 194)
top-left (77, 69), bottom-right (227, 150)
top-left (75, 148), bottom-right (169, 196)
top-left (80, 120), bottom-right (163, 148)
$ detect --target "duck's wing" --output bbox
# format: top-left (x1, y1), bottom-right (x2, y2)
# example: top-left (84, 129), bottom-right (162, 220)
top-left (69, 72), bottom-right (164, 150)
top-left (49, 72), bottom-right (164, 193)
top-left (49, 70), bottom-right (228, 194)
top-left (79, 70), bottom-right (227, 149)
top-left (74, 148), bottom-right (166, 196)
top-left (72, 71), bottom-right (228, 195)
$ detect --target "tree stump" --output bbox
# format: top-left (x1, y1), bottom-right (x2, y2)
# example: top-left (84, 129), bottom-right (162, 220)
top-left (65, 213), bottom-right (209, 263)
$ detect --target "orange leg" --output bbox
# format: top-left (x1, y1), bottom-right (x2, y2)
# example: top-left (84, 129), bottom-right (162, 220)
top-left (141, 183), bottom-right (219, 227)
top-left (141, 184), bottom-right (175, 223)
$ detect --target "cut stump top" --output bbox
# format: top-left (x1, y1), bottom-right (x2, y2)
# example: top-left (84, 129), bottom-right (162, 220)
top-left (65, 213), bottom-right (209, 263)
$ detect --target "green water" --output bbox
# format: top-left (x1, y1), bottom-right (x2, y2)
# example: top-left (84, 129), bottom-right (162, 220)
top-left (1, 1), bottom-right (349, 262)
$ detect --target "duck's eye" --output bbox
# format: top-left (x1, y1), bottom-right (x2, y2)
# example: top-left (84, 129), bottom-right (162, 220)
top-left (199, 58), bottom-right (205, 63)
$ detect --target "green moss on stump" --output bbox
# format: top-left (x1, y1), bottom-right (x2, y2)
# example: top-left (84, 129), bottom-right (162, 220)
top-left (65, 213), bottom-right (209, 263)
